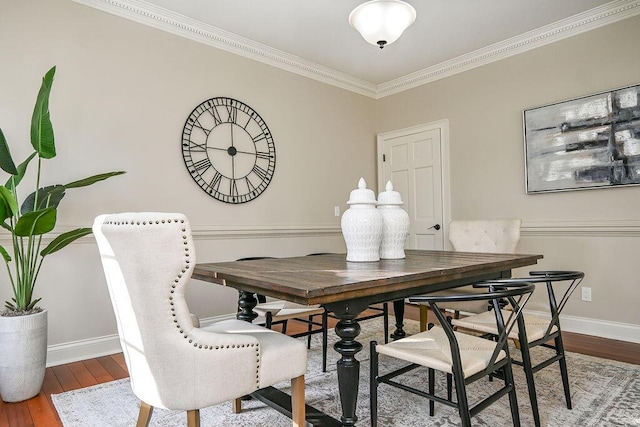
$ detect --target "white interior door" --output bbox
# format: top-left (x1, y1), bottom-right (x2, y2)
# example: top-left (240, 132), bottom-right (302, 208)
top-left (377, 121), bottom-right (450, 250)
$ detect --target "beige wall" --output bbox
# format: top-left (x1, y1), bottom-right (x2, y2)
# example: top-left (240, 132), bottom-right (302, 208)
top-left (377, 15), bottom-right (640, 330)
top-left (1, 0), bottom-right (638, 363)
top-left (0, 0), bottom-right (375, 352)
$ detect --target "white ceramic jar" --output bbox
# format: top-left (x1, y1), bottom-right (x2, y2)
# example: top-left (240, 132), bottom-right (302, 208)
top-left (377, 181), bottom-right (410, 259)
top-left (341, 178), bottom-right (383, 262)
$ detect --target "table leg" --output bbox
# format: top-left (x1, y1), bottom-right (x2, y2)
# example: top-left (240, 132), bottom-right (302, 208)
top-left (390, 299), bottom-right (406, 340)
top-left (237, 291), bottom-right (258, 322)
top-left (335, 317), bottom-right (361, 426)
top-left (326, 301), bottom-right (370, 427)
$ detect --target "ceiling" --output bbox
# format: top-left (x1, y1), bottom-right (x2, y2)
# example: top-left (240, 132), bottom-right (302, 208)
top-left (75, 0), bottom-right (639, 97)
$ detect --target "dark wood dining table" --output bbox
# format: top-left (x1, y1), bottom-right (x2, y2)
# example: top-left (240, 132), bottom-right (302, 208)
top-left (193, 249), bottom-right (543, 426)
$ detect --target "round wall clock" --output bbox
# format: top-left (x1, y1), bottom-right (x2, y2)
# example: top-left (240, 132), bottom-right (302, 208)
top-left (181, 97), bottom-right (276, 204)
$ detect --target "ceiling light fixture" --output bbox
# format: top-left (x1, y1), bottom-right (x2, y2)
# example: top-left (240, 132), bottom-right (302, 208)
top-left (349, 0), bottom-right (417, 49)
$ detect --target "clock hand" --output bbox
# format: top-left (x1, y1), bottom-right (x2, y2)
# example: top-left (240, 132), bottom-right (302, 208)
top-left (232, 149), bottom-right (257, 156)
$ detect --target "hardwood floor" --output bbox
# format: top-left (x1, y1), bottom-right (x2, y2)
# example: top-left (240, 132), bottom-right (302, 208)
top-left (2, 305), bottom-right (638, 426)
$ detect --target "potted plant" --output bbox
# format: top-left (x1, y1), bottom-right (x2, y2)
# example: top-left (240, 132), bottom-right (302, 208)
top-left (0, 66), bottom-right (125, 402)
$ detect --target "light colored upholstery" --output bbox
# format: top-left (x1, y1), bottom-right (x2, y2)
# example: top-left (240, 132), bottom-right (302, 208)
top-left (449, 219), bottom-right (522, 254)
top-left (253, 301), bottom-right (325, 322)
top-left (431, 219), bottom-right (522, 316)
top-left (416, 219), bottom-right (522, 331)
top-left (237, 256), bottom-right (329, 372)
top-left (375, 326), bottom-right (506, 378)
top-left (93, 213), bottom-right (307, 425)
top-left (453, 309), bottom-right (557, 343)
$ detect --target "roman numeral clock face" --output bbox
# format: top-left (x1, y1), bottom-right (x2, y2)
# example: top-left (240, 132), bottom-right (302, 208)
top-left (182, 97), bottom-right (276, 204)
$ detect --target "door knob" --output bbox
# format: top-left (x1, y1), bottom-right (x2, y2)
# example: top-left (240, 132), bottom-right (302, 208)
top-left (429, 224), bottom-right (441, 231)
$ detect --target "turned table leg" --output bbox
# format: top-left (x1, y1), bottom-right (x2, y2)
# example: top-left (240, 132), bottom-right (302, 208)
top-left (326, 300), bottom-right (369, 427)
top-left (390, 299), bottom-right (406, 340)
top-left (237, 291), bottom-right (258, 322)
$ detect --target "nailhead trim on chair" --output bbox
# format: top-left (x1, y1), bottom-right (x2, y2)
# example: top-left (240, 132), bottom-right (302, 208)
top-left (102, 216), bottom-right (262, 386)
top-left (99, 215), bottom-right (267, 393)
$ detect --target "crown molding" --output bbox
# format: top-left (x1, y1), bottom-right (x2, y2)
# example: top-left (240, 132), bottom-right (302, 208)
top-left (71, 0), bottom-right (377, 97)
top-left (68, 0), bottom-right (640, 99)
top-left (377, 0), bottom-right (640, 97)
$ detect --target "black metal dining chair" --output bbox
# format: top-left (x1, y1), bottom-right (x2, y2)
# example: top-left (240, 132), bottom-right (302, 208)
top-left (370, 281), bottom-right (535, 427)
top-left (452, 271), bottom-right (585, 427)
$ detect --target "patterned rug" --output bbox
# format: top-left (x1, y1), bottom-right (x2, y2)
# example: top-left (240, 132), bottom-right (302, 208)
top-left (52, 319), bottom-right (640, 426)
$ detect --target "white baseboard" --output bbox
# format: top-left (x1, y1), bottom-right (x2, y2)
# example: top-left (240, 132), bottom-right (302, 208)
top-left (525, 310), bottom-right (640, 344)
top-left (46, 311), bottom-right (639, 367)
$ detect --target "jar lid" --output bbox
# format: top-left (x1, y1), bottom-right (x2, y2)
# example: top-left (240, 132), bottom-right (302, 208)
top-left (347, 177), bottom-right (377, 205)
top-left (377, 181), bottom-right (404, 205)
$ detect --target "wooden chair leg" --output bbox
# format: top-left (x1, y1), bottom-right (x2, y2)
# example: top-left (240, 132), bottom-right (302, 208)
top-left (419, 305), bottom-right (428, 331)
top-left (232, 397), bottom-right (242, 414)
top-left (187, 409), bottom-right (200, 427)
top-left (136, 402), bottom-right (153, 427)
top-left (291, 375), bottom-right (306, 427)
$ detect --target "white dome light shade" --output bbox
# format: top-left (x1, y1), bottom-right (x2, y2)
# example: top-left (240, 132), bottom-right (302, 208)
top-left (349, 0), bottom-right (417, 49)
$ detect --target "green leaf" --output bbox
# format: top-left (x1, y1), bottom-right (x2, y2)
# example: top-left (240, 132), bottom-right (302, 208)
top-left (41, 228), bottom-right (92, 256)
top-left (64, 171), bottom-right (126, 189)
top-left (21, 185), bottom-right (66, 214)
top-left (14, 208), bottom-right (56, 236)
top-left (0, 185), bottom-right (18, 221)
top-left (30, 66), bottom-right (56, 159)
top-left (0, 245), bottom-right (11, 263)
top-left (5, 152), bottom-right (37, 190)
top-left (0, 129), bottom-right (18, 175)
top-left (26, 298), bottom-right (41, 311)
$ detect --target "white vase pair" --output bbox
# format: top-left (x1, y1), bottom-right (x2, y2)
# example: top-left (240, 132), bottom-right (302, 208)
top-left (341, 178), bottom-right (409, 262)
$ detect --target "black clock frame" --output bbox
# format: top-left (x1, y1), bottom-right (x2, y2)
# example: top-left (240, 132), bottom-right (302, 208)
top-left (181, 97), bottom-right (276, 204)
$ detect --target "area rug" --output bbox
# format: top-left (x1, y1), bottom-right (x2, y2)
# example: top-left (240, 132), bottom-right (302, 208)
top-left (52, 319), bottom-right (640, 426)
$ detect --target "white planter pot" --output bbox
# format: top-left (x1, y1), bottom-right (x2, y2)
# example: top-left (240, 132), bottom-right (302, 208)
top-left (0, 309), bottom-right (47, 402)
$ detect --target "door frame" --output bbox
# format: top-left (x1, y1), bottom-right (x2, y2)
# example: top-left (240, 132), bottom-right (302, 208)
top-left (376, 119), bottom-right (452, 249)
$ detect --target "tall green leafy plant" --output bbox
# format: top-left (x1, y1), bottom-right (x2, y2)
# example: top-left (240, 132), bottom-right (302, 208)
top-left (0, 66), bottom-right (125, 314)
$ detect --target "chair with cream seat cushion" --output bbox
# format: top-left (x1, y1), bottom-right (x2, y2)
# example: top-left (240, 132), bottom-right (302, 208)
top-left (237, 256), bottom-right (329, 372)
top-left (370, 281), bottom-right (535, 427)
top-left (252, 299), bottom-right (328, 372)
top-left (417, 219), bottom-right (522, 331)
top-left (452, 271), bottom-right (584, 427)
top-left (93, 213), bottom-right (307, 427)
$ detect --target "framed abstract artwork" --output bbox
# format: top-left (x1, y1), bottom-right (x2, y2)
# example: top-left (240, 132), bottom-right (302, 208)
top-left (523, 84), bottom-right (640, 193)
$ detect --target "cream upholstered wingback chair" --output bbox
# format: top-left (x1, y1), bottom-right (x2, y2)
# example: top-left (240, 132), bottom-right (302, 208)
top-left (93, 213), bottom-right (307, 427)
top-left (418, 219), bottom-right (522, 331)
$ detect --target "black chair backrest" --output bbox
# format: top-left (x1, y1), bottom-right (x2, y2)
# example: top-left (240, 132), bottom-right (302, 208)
top-left (409, 281), bottom-right (535, 376)
top-left (474, 271), bottom-right (584, 343)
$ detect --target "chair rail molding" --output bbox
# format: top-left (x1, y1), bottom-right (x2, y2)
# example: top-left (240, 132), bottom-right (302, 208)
top-left (521, 219), bottom-right (640, 237)
top-left (71, 0), bottom-right (640, 99)
top-left (4, 220), bottom-right (636, 246)
top-left (0, 223), bottom-right (342, 246)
